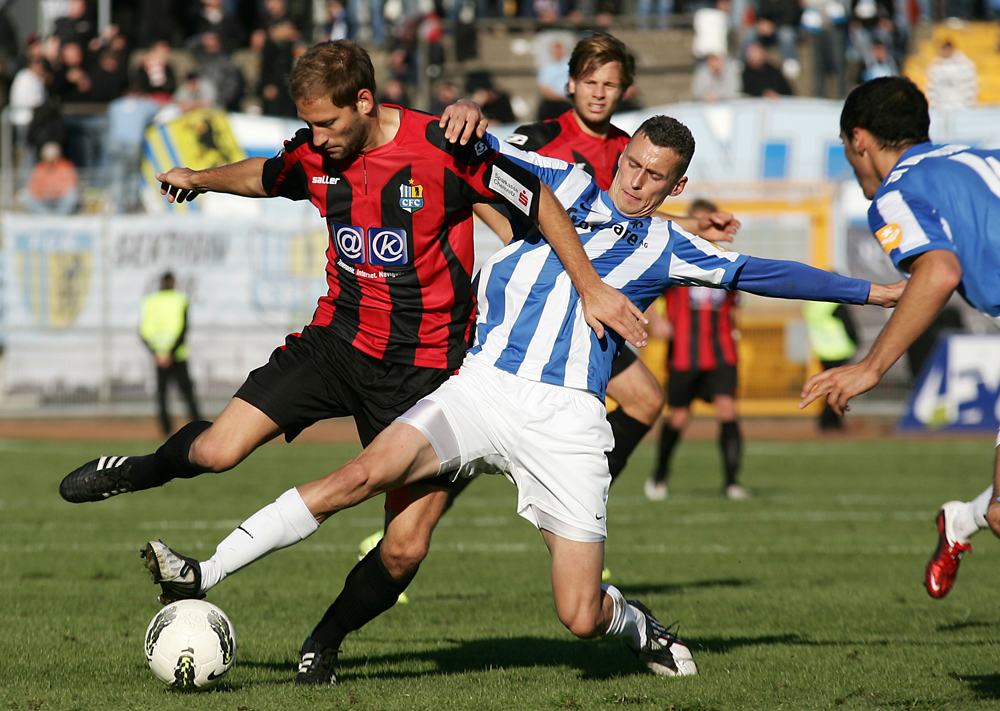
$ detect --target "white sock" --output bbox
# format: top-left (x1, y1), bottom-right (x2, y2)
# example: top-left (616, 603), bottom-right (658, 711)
top-left (602, 584), bottom-right (644, 648)
top-left (954, 485), bottom-right (995, 542)
top-left (199, 488), bottom-right (319, 592)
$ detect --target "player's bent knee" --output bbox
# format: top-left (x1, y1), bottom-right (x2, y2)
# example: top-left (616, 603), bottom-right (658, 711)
top-left (379, 533), bottom-right (430, 578)
top-left (188, 434), bottom-right (243, 473)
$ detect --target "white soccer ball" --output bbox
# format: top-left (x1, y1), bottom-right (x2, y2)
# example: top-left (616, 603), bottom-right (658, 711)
top-left (144, 599), bottom-right (237, 690)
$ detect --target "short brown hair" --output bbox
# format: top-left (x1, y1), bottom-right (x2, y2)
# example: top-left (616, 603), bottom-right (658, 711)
top-left (568, 32), bottom-right (635, 91)
top-left (288, 40), bottom-right (377, 107)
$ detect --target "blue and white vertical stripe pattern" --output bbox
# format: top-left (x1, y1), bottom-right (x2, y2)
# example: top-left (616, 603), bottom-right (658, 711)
top-left (471, 134), bottom-right (748, 398)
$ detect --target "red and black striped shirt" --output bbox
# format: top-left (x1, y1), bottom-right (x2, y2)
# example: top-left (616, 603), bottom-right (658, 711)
top-left (261, 106), bottom-right (542, 370)
top-left (505, 110), bottom-right (630, 190)
top-left (665, 286), bottom-right (738, 372)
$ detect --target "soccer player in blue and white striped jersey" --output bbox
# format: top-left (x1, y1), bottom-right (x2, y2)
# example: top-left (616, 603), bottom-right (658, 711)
top-left (143, 115), bottom-right (902, 681)
top-left (798, 76), bottom-right (1000, 600)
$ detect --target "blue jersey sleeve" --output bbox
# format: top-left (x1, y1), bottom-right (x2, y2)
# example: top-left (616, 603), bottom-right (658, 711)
top-left (732, 257), bottom-right (871, 304)
top-left (869, 188), bottom-right (956, 273)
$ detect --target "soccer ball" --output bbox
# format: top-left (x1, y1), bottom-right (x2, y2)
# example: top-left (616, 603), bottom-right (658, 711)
top-left (144, 599), bottom-right (237, 690)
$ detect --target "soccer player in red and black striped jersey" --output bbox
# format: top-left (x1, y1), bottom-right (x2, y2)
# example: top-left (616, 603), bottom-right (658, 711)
top-left (59, 40), bottom-right (648, 683)
top-left (646, 198), bottom-right (749, 501)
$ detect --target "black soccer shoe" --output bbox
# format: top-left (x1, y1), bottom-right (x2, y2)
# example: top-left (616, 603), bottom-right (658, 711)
top-left (140, 540), bottom-right (205, 605)
top-left (60, 456), bottom-right (137, 503)
top-left (296, 636), bottom-right (340, 685)
top-left (626, 600), bottom-right (698, 676)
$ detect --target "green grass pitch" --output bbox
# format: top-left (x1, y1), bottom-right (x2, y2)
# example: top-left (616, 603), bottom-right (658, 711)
top-left (2, 433), bottom-right (999, 710)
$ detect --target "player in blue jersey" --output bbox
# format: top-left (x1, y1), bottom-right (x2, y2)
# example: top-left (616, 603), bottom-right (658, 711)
top-left (798, 76), bottom-right (1000, 600)
top-left (141, 115), bottom-right (902, 683)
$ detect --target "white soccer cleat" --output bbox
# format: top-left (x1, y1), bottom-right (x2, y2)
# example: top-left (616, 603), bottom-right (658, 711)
top-left (725, 484), bottom-right (752, 500)
top-left (627, 600), bottom-right (698, 676)
top-left (644, 478), bottom-right (668, 501)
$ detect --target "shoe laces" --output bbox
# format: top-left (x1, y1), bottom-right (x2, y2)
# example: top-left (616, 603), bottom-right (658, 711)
top-left (939, 540), bottom-right (971, 571)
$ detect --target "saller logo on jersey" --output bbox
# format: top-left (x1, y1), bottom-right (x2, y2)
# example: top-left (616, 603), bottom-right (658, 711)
top-left (876, 223), bottom-right (903, 253)
top-left (312, 175), bottom-right (341, 185)
top-left (489, 166), bottom-right (532, 217)
top-left (399, 181), bottom-right (423, 212)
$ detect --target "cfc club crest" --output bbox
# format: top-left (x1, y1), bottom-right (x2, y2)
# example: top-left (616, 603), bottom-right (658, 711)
top-left (399, 180), bottom-right (424, 213)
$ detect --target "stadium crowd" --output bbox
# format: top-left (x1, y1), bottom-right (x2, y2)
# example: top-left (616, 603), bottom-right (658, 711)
top-left (0, 0), bottom-right (994, 214)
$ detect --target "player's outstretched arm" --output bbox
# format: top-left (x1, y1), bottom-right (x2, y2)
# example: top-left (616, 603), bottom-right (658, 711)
top-left (156, 157), bottom-right (269, 203)
top-left (534, 183), bottom-right (648, 346)
top-left (799, 250), bottom-right (961, 415)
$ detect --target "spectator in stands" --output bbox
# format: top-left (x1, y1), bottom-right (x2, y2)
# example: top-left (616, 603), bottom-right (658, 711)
top-left (9, 53), bottom-right (49, 159)
top-left (188, 30), bottom-right (244, 112)
top-left (847, 0), bottom-right (901, 70)
top-left (23, 141), bottom-right (80, 215)
top-left (741, 0), bottom-right (803, 79)
top-left (535, 35), bottom-right (573, 121)
top-left (801, 0), bottom-right (849, 98)
top-left (173, 71), bottom-right (220, 111)
top-left (317, 0), bottom-right (354, 42)
top-left (377, 77), bottom-right (411, 107)
top-left (87, 48), bottom-right (128, 103)
top-left (691, 52), bottom-right (742, 101)
top-left (741, 41), bottom-right (793, 96)
top-left (53, 0), bottom-right (97, 50)
top-left (428, 80), bottom-right (459, 116)
top-left (104, 84), bottom-right (161, 213)
top-left (466, 70), bottom-right (515, 125)
top-left (637, 0), bottom-right (673, 30)
top-left (133, 40), bottom-right (177, 102)
top-left (860, 38), bottom-right (898, 81)
top-left (189, 0), bottom-right (244, 51)
top-left (51, 41), bottom-right (113, 170)
top-left (51, 41), bottom-right (93, 103)
top-left (692, 0), bottom-right (731, 61)
top-left (926, 40), bottom-right (978, 111)
top-left (258, 3), bottom-right (303, 118)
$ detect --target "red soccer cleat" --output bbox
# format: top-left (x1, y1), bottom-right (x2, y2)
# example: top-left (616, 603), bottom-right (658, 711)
top-left (925, 501), bottom-right (972, 599)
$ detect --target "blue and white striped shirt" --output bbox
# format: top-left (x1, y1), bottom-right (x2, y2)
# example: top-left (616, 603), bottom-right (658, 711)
top-left (869, 142), bottom-right (1000, 317)
top-left (470, 136), bottom-right (747, 398)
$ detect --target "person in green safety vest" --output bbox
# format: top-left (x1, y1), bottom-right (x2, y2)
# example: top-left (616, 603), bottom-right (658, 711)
top-left (141, 271), bottom-right (202, 435)
top-left (803, 300), bottom-right (857, 430)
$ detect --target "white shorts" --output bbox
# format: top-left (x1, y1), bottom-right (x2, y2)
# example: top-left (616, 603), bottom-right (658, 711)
top-left (397, 354), bottom-right (614, 542)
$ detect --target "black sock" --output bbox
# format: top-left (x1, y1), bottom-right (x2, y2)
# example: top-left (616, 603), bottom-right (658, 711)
top-left (128, 420), bottom-right (212, 491)
top-left (310, 541), bottom-right (415, 650)
top-left (606, 408), bottom-right (652, 484)
top-left (720, 420), bottom-right (742, 487)
top-left (652, 421), bottom-right (680, 483)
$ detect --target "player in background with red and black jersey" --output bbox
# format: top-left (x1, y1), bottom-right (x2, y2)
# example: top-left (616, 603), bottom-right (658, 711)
top-left (58, 40), bottom-right (649, 684)
top-left (645, 198), bottom-right (749, 501)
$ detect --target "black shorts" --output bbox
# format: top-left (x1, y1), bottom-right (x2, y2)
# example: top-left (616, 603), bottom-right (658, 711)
top-left (610, 345), bottom-right (638, 379)
top-left (235, 326), bottom-right (457, 448)
top-left (666, 365), bottom-right (738, 408)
